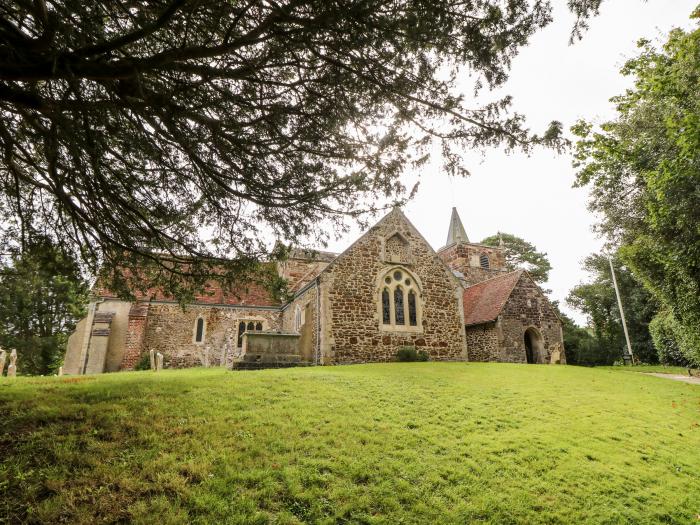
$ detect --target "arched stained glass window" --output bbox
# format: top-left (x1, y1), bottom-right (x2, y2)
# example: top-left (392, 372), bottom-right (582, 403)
top-left (195, 317), bottom-right (205, 343)
top-left (378, 267), bottom-right (421, 332)
top-left (408, 291), bottom-right (417, 326)
top-left (394, 286), bottom-right (405, 325)
top-left (382, 288), bottom-right (390, 324)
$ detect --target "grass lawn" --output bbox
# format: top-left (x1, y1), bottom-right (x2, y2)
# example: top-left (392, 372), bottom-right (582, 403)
top-left (1, 363), bottom-right (699, 524)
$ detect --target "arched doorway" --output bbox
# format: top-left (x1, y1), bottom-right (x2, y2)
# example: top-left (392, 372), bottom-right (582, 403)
top-left (523, 328), bottom-right (542, 364)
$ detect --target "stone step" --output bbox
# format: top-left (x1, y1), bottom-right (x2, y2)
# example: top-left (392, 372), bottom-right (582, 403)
top-left (231, 362), bottom-right (313, 371)
top-left (241, 353), bottom-right (302, 364)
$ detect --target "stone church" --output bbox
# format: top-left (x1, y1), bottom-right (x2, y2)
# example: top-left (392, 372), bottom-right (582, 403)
top-left (63, 208), bottom-right (565, 373)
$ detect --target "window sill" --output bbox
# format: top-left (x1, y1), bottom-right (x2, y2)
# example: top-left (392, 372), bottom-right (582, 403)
top-left (379, 324), bottom-right (423, 334)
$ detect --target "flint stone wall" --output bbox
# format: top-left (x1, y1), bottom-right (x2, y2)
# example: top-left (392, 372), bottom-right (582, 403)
top-left (465, 323), bottom-right (500, 361)
top-left (320, 211), bottom-right (467, 364)
top-left (499, 274), bottom-right (565, 364)
top-left (142, 303), bottom-right (282, 368)
top-left (281, 284), bottom-right (318, 363)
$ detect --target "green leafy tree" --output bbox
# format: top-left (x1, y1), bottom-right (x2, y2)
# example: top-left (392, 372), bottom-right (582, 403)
top-left (572, 16), bottom-right (700, 365)
top-left (0, 238), bottom-right (88, 375)
top-left (0, 0), bottom-right (605, 296)
top-left (566, 253), bottom-right (658, 365)
top-left (558, 312), bottom-right (597, 367)
top-left (480, 233), bottom-right (552, 287)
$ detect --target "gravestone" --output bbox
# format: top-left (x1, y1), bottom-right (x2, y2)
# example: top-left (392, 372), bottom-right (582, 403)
top-left (7, 349), bottom-right (17, 377)
top-left (220, 330), bottom-right (232, 367)
top-left (156, 352), bottom-right (163, 371)
top-left (149, 349), bottom-right (155, 370)
top-left (0, 348), bottom-right (6, 376)
top-left (58, 366), bottom-right (63, 377)
top-left (203, 345), bottom-right (210, 368)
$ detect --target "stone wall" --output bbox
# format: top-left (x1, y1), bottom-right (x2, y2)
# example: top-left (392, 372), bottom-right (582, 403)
top-left (278, 250), bottom-right (334, 292)
top-left (320, 209), bottom-right (467, 364)
top-left (438, 243), bottom-right (507, 286)
top-left (97, 300), bottom-right (133, 372)
top-left (281, 284), bottom-right (318, 363)
top-left (142, 303), bottom-right (282, 368)
top-left (499, 274), bottom-right (565, 364)
top-left (465, 323), bottom-right (500, 361)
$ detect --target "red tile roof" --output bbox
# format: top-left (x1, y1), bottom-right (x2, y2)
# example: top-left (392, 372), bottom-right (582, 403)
top-left (462, 270), bottom-right (523, 326)
top-left (94, 275), bottom-right (280, 308)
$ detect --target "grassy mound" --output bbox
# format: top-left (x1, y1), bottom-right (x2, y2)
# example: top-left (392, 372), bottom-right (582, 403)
top-left (1, 363), bottom-right (699, 524)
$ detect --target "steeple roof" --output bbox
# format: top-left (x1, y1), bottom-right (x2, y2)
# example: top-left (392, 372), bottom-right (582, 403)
top-left (446, 207), bottom-right (469, 245)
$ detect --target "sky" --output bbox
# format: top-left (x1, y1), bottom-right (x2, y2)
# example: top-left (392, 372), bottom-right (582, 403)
top-left (321, 0), bottom-right (699, 325)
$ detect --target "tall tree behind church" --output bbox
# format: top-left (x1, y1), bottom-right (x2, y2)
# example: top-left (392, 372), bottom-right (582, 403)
top-left (0, 238), bottom-right (88, 375)
top-left (572, 17), bottom-right (700, 365)
top-left (481, 233), bottom-right (552, 289)
top-left (566, 254), bottom-right (658, 365)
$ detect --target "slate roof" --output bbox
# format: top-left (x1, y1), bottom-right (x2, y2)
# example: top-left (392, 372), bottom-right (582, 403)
top-left (462, 270), bottom-right (523, 326)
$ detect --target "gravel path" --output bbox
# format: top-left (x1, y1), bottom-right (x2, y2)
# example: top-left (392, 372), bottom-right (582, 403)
top-left (645, 372), bottom-right (700, 385)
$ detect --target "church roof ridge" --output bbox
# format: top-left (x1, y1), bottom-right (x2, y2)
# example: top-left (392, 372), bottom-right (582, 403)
top-left (462, 270), bottom-right (524, 326)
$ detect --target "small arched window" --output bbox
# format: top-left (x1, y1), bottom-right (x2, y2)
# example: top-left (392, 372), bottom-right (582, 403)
top-left (480, 253), bottom-right (490, 269)
top-left (378, 267), bottom-right (421, 331)
top-left (247, 321), bottom-right (255, 331)
top-left (294, 305), bottom-right (303, 332)
top-left (237, 321), bottom-right (246, 346)
top-left (255, 322), bottom-right (262, 331)
top-left (194, 317), bottom-right (205, 343)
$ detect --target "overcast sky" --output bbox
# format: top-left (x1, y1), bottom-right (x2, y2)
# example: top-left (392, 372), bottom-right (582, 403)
top-left (321, 0), bottom-right (698, 325)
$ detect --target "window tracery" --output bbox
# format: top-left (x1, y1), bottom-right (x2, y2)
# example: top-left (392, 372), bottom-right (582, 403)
top-left (379, 267), bottom-right (421, 331)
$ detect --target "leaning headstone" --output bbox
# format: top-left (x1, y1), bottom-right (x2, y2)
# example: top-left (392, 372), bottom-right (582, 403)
top-left (0, 348), bottom-right (6, 376)
top-left (225, 332), bottom-right (234, 365)
top-left (7, 349), bottom-right (17, 377)
top-left (156, 352), bottom-right (163, 372)
top-left (149, 349), bottom-right (155, 370)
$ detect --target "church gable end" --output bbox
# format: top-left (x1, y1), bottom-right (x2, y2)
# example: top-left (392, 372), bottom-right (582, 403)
top-left (319, 209), bottom-right (467, 364)
top-left (498, 273), bottom-right (565, 364)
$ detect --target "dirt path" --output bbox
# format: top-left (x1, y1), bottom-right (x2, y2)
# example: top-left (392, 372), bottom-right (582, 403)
top-left (645, 372), bottom-right (700, 385)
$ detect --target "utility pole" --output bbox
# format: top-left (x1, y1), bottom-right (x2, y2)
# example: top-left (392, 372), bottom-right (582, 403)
top-left (608, 255), bottom-right (635, 364)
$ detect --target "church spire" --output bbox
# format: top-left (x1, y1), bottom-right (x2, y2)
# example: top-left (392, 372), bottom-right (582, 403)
top-left (446, 207), bottom-right (469, 245)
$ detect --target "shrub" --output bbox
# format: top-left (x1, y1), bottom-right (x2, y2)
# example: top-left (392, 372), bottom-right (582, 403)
top-left (396, 347), bottom-right (429, 362)
top-left (135, 352), bottom-right (152, 371)
top-left (649, 310), bottom-right (693, 367)
top-left (396, 346), bottom-right (418, 362)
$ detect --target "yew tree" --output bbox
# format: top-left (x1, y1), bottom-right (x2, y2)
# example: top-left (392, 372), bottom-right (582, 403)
top-left (0, 0), bottom-right (602, 296)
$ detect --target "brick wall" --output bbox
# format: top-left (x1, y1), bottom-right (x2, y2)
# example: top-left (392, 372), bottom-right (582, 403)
top-left (120, 302), bottom-right (150, 370)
